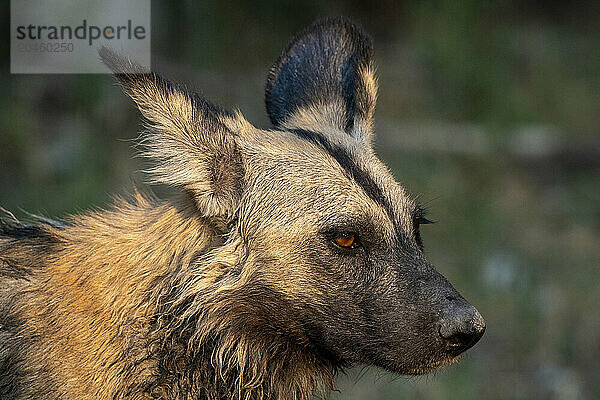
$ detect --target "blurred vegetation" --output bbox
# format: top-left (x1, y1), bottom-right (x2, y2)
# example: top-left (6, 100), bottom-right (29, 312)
top-left (1, 1), bottom-right (599, 399)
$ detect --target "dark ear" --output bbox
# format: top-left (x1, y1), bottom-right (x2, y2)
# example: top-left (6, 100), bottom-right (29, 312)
top-left (99, 47), bottom-right (244, 217)
top-left (265, 18), bottom-right (377, 143)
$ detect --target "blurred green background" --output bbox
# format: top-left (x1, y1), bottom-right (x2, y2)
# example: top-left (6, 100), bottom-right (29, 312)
top-left (1, 1), bottom-right (599, 399)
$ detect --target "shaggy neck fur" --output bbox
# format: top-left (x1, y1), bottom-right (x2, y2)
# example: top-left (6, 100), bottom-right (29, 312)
top-left (1, 193), bottom-right (336, 399)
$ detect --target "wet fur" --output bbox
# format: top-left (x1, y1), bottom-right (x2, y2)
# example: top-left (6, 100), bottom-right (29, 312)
top-left (0, 193), bottom-right (334, 399)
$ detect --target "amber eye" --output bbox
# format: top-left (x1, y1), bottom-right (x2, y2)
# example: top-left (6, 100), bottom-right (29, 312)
top-left (333, 233), bottom-right (360, 249)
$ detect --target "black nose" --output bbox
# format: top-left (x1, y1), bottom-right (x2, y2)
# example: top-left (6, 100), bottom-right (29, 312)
top-left (438, 304), bottom-right (485, 356)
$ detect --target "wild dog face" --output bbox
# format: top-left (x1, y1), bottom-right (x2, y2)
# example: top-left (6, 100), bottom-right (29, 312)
top-left (100, 18), bottom-right (484, 377)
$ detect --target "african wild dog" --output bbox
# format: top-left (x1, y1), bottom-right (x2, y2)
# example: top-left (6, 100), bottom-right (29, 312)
top-left (0, 18), bottom-right (485, 399)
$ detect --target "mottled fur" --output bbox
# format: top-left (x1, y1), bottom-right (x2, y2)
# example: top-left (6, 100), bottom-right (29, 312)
top-left (0, 18), bottom-right (483, 399)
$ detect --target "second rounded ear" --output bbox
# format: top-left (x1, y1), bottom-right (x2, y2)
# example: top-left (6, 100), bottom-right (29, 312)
top-left (265, 17), bottom-right (377, 143)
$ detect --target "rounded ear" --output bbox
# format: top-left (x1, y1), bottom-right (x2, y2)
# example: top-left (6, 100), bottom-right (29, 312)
top-left (265, 18), bottom-right (378, 143)
top-left (99, 47), bottom-right (245, 217)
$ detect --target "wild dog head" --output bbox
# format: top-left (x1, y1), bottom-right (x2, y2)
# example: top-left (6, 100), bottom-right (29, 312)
top-left (100, 17), bottom-right (484, 376)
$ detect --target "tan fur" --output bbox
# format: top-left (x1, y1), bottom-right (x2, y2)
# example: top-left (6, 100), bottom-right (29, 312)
top-left (3, 191), bottom-right (337, 399)
top-left (352, 64), bottom-right (378, 140)
top-left (279, 63), bottom-right (378, 144)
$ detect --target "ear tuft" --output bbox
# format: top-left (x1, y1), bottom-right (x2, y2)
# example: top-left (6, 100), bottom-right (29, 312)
top-left (265, 18), bottom-right (378, 143)
top-left (99, 46), bottom-right (148, 75)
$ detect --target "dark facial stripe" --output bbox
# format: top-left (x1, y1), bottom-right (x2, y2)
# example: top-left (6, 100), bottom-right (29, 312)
top-left (290, 128), bottom-right (396, 223)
